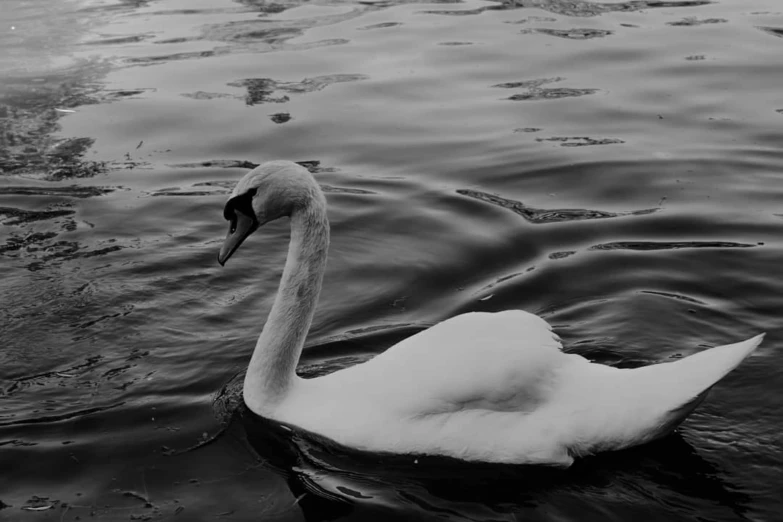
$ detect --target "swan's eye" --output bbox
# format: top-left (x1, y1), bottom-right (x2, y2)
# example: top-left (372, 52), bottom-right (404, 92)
top-left (223, 188), bottom-right (258, 221)
top-left (229, 215), bottom-right (238, 234)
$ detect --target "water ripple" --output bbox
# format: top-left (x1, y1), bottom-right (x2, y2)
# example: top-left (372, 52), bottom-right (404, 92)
top-left (180, 74), bottom-right (369, 106)
top-left (0, 207), bottom-right (75, 225)
top-left (358, 22), bottom-right (402, 29)
top-left (639, 290), bottom-right (706, 305)
top-left (0, 403), bottom-right (125, 428)
top-left (589, 241), bottom-right (757, 251)
top-left (492, 77), bottom-right (598, 101)
top-left (0, 186), bottom-right (114, 198)
top-left (666, 17), bottom-right (727, 26)
top-left (508, 88), bottom-right (599, 101)
top-left (536, 137), bottom-right (624, 147)
top-left (488, 0), bottom-right (713, 16)
top-left (456, 189), bottom-right (658, 224)
top-left (756, 26), bottom-right (783, 38)
top-left (521, 28), bottom-right (613, 39)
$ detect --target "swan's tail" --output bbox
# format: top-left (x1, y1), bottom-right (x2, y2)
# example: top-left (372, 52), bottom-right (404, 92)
top-left (573, 333), bottom-right (765, 456)
top-left (632, 333), bottom-right (764, 440)
top-left (662, 333), bottom-right (763, 394)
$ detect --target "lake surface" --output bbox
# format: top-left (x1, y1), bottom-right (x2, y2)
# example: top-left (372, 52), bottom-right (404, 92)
top-left (1, 0), bottom-right (782, 520)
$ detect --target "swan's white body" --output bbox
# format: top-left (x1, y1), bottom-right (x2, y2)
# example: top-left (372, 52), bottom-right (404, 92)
top-left (220, 161), bottom-right (763, 467)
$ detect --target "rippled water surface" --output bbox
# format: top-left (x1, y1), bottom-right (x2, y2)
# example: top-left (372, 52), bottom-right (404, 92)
top-left (2, 0), bottom-right (783, 519)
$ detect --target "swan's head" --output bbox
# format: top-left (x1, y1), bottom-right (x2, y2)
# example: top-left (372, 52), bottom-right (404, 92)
top-left (218, 160), bottom-right (322, 265)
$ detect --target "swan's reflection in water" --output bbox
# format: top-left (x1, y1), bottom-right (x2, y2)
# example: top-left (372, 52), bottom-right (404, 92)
top-left (237, 404), bottom-right (750, 522)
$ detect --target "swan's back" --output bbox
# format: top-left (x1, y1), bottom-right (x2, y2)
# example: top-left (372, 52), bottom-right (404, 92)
top-left (363, 311), bottom-right (569, 413)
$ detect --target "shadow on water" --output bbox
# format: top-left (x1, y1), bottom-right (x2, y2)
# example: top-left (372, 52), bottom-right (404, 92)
top-left (234, 412), bottom-right (752, 522)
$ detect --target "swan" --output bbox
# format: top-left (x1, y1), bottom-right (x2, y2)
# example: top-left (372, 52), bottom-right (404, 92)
top-left (218, 160), bottom-right (763, 467)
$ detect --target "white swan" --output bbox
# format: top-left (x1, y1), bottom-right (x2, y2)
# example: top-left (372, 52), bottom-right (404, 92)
top-left (218, 160), bottom-right (763, 467)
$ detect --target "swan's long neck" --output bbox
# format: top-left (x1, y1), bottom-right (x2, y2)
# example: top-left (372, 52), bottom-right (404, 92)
top-left (243, 199), bottom-right (329, 414)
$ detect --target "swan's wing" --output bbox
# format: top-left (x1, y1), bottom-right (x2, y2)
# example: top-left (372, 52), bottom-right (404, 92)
top-left (291, 312), bottom-right (762, 465)
top-left (349, 310), bottom-right (575, 415)
top-left (290, 310), bottom-right (585, 464)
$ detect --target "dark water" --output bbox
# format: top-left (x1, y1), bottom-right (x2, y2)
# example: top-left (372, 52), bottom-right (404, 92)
top-left (2, 0), bottom-right (783, 519)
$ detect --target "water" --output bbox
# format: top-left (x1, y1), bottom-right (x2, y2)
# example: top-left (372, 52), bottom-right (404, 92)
top-left (1, 0), bottom-right (782, 519)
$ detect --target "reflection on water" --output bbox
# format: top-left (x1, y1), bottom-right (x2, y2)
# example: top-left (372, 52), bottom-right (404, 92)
top-left (239, 412), bottom-right (752, 522)
top-left (2, 0), bottom-right (783, 519)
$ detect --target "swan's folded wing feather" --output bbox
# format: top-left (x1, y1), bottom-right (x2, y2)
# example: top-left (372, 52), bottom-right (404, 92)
top-left (291, 313), bottom-right (762, 464)
top-left (349, 310), bottom-right (571, 415)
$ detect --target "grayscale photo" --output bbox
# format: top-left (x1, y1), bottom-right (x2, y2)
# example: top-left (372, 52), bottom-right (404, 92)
top-left (1, 0), bottom-right (781, 520)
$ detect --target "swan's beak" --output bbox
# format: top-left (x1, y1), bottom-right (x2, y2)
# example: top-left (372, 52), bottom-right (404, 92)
top-left (218, 209), bottom-right (258, 266)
